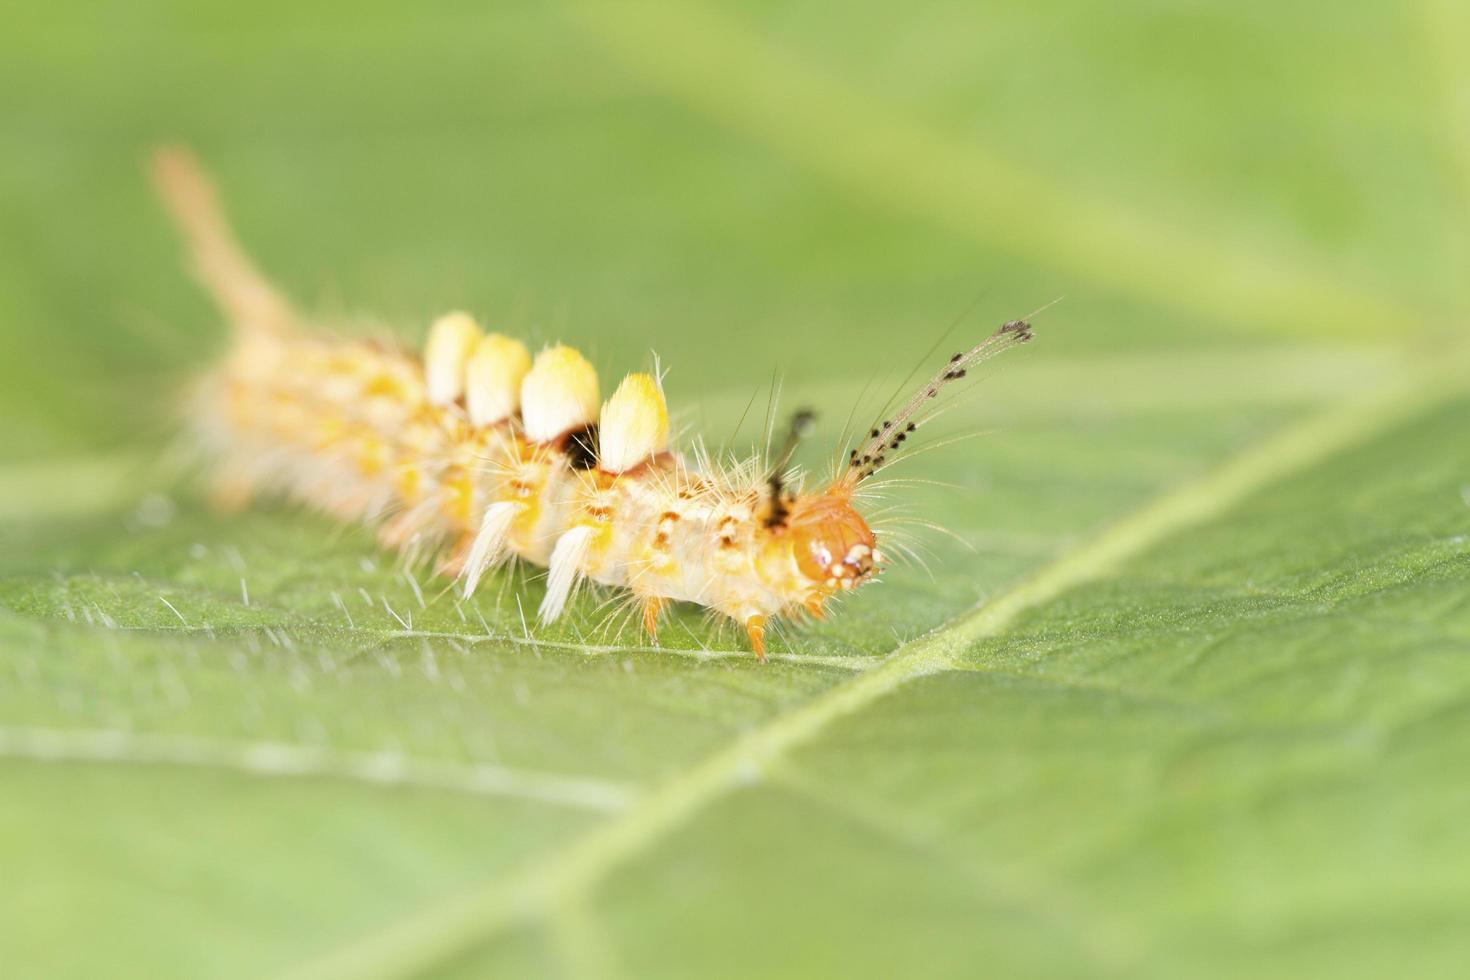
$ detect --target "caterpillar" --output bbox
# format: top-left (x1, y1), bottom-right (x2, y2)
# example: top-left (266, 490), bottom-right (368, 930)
top-left (151, 147), bottom-right (1034, 661)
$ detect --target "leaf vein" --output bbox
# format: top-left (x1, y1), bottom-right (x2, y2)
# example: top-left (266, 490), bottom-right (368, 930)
top-left (278, 347), bottom-right (1467, 980)
top-left (0, 726), bottom-right (636, 814)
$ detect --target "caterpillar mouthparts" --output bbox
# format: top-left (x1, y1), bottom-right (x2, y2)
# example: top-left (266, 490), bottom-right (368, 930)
top-left (151, 146), bottom-right (1033, 661)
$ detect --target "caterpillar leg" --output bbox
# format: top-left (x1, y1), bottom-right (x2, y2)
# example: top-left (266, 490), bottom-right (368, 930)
top-left (745, 614), bottom-right (768, 663)
top-left (640, 595), bottom-right (667, 643)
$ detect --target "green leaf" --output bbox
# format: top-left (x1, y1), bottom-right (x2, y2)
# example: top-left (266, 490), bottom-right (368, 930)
top-left (2, 2), bottom-right (1468, 978)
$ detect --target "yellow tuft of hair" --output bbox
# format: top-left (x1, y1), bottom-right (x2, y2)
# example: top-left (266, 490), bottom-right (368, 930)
top-left (424, 312), bottom-right (483, 406)
top-left (599, 372), bottom-right (669, 473)
top-left (520, 345), bottom-right (600, 443)
top-left (465, 333), bottom-right (532, 426)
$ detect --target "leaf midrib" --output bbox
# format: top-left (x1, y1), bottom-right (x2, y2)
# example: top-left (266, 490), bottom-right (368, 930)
top-left (279, 344), bottom-right (1468, 980)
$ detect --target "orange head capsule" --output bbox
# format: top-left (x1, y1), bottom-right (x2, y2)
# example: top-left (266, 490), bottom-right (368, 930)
top-left (787, 488), bottom-right (880, 591)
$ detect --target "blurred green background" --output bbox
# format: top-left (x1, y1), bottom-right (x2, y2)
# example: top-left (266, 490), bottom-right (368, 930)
top-left (2, 2), bottom-right (1469, 978)
top-left (2, 0), bottom-right (1463, 461)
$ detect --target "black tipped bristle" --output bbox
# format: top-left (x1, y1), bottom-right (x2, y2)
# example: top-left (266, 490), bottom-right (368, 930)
top-left (843, 315), bottom-right (1035, 488)
top-left (999, 319), bottom-right (1034, 342)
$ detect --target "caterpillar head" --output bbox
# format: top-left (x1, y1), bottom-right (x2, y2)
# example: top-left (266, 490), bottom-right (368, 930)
top-left (788, 488), bottom-right (881, 591)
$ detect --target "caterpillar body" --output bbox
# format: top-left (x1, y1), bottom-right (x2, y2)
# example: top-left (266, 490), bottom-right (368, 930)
top-left (152, 148), bottom-right (1033, 660)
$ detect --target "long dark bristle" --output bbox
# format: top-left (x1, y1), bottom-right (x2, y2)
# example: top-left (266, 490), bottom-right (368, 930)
top-left (838, 319), bottom-right (1033, 485)
top-left (764, 408), bottom-right (817, 526)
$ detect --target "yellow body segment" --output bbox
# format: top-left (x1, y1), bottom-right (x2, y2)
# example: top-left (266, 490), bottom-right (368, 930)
top-left (193, 328), bottom-right (841, 654)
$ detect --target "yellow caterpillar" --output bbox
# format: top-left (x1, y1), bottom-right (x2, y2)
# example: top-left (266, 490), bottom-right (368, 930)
top-left (152, 147), bottom-right (1033, 660)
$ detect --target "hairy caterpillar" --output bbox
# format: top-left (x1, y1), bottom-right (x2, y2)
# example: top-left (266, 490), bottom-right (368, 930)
top-left (151, 148), bottom-right (1033, 661)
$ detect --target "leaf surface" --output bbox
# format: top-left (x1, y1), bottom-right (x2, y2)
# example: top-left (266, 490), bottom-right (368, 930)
top-left (1, 2), bottom-right (1466, 978)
